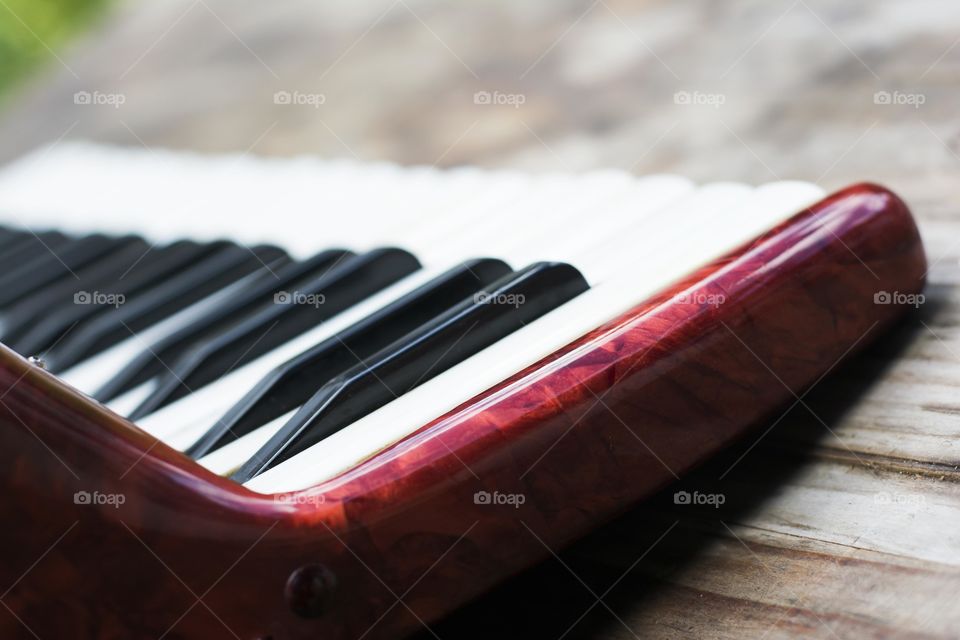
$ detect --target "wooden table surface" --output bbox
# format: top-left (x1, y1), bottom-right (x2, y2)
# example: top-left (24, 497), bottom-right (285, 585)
top-left (1, 1), bottom-right (958, 638)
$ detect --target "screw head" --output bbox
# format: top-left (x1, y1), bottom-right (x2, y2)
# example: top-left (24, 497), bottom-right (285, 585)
top-left (285, 563), bottom-right (336, 619)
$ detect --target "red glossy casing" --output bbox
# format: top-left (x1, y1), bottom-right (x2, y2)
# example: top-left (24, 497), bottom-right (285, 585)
top-left (0, 184), bottom-right (926, 639)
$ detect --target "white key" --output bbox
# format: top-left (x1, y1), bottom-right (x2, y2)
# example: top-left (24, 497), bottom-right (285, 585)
top-left (0, 145), bottom-right (362, 249)
top-left (565, 181), bottom-right (752, 283)
top-left (381, 170), bottom-right (543, 261)
top-left (0, 145), bottom-right (489, 255)
top-left (105, 381), bottom-right (157, 416)
top-left (57, 271), bottom-right (263, 393)
top-left (247, 181), bottom-right (825, 493)
top-left (341, 166), bottom-right (468, 250)
top-left (193, 411), bottom-right (295, 474)
top-left (370, 168), bottom-right (489, 244)
top-left (425, 171), bottom-right (637, 266)
top-left (501, 175), bottom-right (694, 267)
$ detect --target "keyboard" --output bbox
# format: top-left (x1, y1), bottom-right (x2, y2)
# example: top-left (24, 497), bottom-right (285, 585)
top-left (0, 143), bottom-right (927, 640)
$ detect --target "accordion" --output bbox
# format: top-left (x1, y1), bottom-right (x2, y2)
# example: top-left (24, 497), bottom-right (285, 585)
top-left (0, 144), bottom-right (926, 639)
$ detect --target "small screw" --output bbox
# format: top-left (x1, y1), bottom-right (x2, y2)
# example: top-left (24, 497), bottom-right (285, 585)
top-left (27, 356), bottom-right (47, 370)
top-left (285, 563), bottom-right (336, 618)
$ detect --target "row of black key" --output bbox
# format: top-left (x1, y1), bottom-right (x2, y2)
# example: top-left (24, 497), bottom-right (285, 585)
top-left (0, 226), bottom-right (589, 481)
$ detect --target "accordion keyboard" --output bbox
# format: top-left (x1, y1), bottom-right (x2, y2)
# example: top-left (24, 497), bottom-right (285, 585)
top-left (0, 143), bottom-right (833, 488)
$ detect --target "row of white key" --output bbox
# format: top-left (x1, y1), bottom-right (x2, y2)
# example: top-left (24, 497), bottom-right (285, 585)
top-left (0, 143), bottom-right (825, 493)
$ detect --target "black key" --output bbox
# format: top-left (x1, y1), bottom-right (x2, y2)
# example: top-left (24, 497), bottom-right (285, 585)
top-left (0, 234), bottom-right (140, 308)
top-left (187, 258), bottom-right (512, 457)
top-left (0, 230), bottom-right (37, 254)
top-left (0, 228), bottom-right (20, 248)
top-left (1, 236), bottom-right (151, 347)
top-left (43, 243), bottom-right (290, 371)
top-left (230, 261), bottom-right (589, 482)
top-left (93, 248), bottom-right (354, 402)
top-left (6, 240), bottom-right (215, 354)
top-left (127, 248), bottom-right (421, 419)
top-left (0, 234), bottom-right (128, 307)
top-left (0, 231), bottom-right (71, 276)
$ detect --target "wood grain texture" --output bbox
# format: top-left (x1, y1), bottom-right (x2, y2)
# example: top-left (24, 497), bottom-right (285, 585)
top-left (0, 1), bottom-right (957, 638)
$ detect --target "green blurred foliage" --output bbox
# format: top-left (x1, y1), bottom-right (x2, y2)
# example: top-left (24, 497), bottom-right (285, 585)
top-left (0, 0), bottom-right (110, 95)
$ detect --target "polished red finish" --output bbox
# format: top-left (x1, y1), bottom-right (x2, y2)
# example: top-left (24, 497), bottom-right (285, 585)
top-left (0, 184), bottom-right (926, 639)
